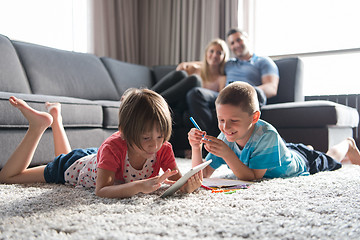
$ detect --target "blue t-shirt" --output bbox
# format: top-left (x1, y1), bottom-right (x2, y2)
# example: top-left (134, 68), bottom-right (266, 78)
top-left (205, 120), bottom-right (309, 178)
top-left (225, 54), bottom-right (279, 86)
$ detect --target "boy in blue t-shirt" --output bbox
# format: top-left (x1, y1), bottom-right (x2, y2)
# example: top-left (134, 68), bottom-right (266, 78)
top-left (189, 82), bottom-right (360, 180)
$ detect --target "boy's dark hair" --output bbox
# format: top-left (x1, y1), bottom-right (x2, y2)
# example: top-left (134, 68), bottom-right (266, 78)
top-left (216, 82), bottom-right (259, 115)
top-left (118, 88), bottom-right (172, 150)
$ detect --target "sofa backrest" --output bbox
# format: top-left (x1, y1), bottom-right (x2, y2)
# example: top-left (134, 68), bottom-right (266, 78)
top-left (12, 41), bottom-right (120, 101)
top-left (268, 57), bottom-right (304, 104)
top-left (151, 65), bottom-right (177, 83)
top-left (1, 33), bottom-right (303, 105)
top-left (101, 57), bottom-right (154, 96)
top-left (0, 34), bottom-right (31, 94)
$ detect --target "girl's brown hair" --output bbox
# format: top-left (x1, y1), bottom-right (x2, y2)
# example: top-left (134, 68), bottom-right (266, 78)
top-left (118, 88), bottom-right (172, 150)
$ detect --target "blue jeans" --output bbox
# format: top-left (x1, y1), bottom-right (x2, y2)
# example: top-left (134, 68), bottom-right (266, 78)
top-left (44, 148), bottom-right (98, 184)
top-left (286, 143), bottom-right (342, 174)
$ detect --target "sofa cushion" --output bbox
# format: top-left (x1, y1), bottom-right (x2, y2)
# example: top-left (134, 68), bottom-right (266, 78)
top-left (12, 41), bottom-right (120, 101)
top-left (261, 100), bottom-right (359, 128)
top-left (101, 57), bottom-right (154, 96)
top-left (93, 100), bottom-right (120, 129)
top-left (0, 34), bottom-right (31, 94)
top-left (0, 92), bottom-right (103, 128)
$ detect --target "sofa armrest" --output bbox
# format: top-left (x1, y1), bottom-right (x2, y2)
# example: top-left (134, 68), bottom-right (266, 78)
top-left (261, 100), bottom-right (359, 128)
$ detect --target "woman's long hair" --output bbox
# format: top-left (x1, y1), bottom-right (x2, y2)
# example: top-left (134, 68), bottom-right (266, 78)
top-left (200, 38), bottom-right (229, 83)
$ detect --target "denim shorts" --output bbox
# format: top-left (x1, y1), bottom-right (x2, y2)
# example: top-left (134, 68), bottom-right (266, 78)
top-left (44, 148), bottom-right (98, 184)
top-left (286, 143), bottom-right (342, 174)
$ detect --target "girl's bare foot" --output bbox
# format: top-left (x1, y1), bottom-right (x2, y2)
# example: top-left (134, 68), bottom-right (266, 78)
top-left (345, 137), bottom-right (360, 165)
top-left (45, 102), bottom-right (62, 126)
top-left (9, 96), bottom-right (53, 131)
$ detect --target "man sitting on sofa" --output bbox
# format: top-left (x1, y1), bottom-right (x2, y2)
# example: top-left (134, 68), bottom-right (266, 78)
top-left (186, 28), bottom-right (280, 137)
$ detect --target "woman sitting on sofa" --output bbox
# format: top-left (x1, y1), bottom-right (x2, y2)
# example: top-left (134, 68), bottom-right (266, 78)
top-left (151, 38), bottom-right (229, 112)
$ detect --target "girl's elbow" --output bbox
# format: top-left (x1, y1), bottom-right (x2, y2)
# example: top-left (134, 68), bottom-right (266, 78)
top-left (95, 189), bottom-right (102, 197)
top-left (95, 187), bottom-right (107, 198)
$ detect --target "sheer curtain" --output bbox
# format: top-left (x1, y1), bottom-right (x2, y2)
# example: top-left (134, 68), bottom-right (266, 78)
top-left (88, 0), bottom-right (238, 66)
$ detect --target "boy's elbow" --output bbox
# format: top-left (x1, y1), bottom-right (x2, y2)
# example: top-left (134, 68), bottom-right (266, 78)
top-left (236, 175), bottom-right (256, 181)
top-left (203, 166), bottom-right (215, 178)
top-left (203, 171), bottom-right (212, 178)
top-left (234, 172), bottom-right (263, 181)
top-left (252, 169), bottom-right (266, 180)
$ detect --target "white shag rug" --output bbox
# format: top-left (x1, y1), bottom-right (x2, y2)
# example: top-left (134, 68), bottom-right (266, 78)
top-left (1, 158), bottom-right (360, 240)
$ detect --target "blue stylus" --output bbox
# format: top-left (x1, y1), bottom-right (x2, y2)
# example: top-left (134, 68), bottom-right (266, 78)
top-left (190, 117), bottom-right (210, 141)
top-left (189, 117), bottom-right (202, 131)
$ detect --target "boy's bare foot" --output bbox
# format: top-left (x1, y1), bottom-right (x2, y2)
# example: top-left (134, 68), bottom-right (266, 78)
top-left (9, 96), bottom-right (53, 131)
top-left (345, 137), bottom-right (360, 165)
top-left (45, 102), bottom-right (62, 126)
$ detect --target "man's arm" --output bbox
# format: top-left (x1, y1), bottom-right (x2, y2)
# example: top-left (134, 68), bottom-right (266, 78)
top-left (258, 74), bottom-right (279, 98)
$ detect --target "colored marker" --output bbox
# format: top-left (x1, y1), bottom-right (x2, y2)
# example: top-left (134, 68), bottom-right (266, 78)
top-left (190, 117), bottom-right (211, 141)
top-left (190, 117), bottom-right (202, 131)
top-left (211, 189), bottom-right (237, 194)
top-left (224, 190), bottom-right (237, 194)
top-left (201, 185), bottom-right (213, 190)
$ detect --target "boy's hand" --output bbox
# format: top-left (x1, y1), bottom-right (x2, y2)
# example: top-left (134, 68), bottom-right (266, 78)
top-left (202, 135), bottom-right (232, 159)
top-left (180, 171), bottom-right (203, 193)
top-left (188, 128), bottom-right (206, 149)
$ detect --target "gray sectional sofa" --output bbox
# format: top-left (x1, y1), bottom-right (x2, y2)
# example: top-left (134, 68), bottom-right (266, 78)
top-left (0, 33), bottom-right (359, 168)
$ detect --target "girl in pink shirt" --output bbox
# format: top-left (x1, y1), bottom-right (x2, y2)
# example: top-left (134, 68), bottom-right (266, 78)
top-left (0, 89), bottom-right (202, 198)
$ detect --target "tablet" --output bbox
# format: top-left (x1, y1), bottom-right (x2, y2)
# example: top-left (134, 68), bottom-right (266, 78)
top-left (160, 160), bottom-right (212, 198)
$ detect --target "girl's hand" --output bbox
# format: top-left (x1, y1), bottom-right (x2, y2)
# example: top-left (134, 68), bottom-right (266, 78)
top-left (188, 128), bottom-right (206, 149)
top-left (180, 171), bottom-right (203, 193)
top-left (140, 169), bottom-right (178, 194)
top-left (202, 135), bottom-right (232, 159)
